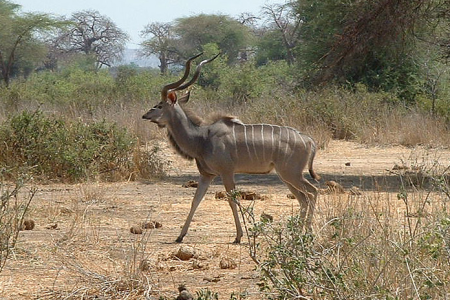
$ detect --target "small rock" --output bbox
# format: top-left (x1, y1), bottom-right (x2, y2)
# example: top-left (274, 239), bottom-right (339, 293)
top-left (60, 207), bottom-right (73, 214)
top-left (345, 162), bottom-right (351, 166)
top-left (287, 193), bottom-right (295, 199)
top-left (219, 257), bottom-right (237, 269)
top-left (177, 284), bottom-right (193, 300)
top-left (260, 195), bottom-right (271, 201)
top-left (203, 276), bottom-right (221, 283)
top-left (216, 190), bottom-right (261, 200)
top-left (175, 245), bottom-right (196, 261)
top-left (45, 223), bottom-right (58, 230)
top-left (260, 212), bottom-right (273, 223)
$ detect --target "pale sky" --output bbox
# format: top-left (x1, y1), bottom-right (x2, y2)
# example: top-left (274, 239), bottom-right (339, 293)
top-left (12, 0), bottom-right (282, 49)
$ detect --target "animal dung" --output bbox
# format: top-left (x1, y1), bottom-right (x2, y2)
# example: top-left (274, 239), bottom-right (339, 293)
top-left (21, 219), bottom-right (35, 230)
top-left (192, 259), bottom-right (208, 270)
top-left (349, 186), bottom-right (362, 195)
top-left (139, 259), bottom-right (151, 271)
top-left (141, 221), bottom-right (162, 229)
top-left (240, 191), bottom-right (261, 200)
top-left (182, 180), bottom-right (198, 188)
top-left (130, 225), bottom-right (143, 234)
top-left (215, 190), bottom-right (261, 200)
top-left (215, 191), bottom-right (228, 199)
top-left (325, 181), bottom-right (346, 194)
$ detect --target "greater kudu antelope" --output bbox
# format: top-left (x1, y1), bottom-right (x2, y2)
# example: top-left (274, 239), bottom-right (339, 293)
top-left (142, 53), bottom-right (320, 243)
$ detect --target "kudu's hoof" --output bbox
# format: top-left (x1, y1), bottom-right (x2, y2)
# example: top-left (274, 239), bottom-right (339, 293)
top-left (175, 236), bottom-right (184, 243)
top-left (232, 238), bottom-right (241, 244)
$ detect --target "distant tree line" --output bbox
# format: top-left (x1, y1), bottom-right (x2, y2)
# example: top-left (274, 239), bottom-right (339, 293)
top-left (3, 0), bottom-right (450, 105)
top-left (0, 0), bottom-right (128, 87)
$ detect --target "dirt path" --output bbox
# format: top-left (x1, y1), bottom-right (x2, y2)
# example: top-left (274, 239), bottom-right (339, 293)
top-left (1, 141), bottom-right (449, 299)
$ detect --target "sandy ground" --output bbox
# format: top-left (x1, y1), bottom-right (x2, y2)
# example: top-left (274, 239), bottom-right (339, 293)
top-left (1, 140), bottom-right (449, 299)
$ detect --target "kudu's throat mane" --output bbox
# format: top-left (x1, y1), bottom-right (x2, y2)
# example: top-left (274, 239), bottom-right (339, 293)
top-left (166, 106), bottom-right (240, 160)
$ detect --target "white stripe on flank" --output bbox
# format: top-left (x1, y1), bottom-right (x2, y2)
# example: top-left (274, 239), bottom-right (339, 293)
top-left (299, 133), bottom-right (306, 148)
top-left (261, 125), bottom-right (266, 162)
top-left (270, 125), bottom-right (275, 159)
top-left (277, 126), bottom-right (282, 157)
top-left (285, 128), bottom-right (290, 154)
top-left (284, 127), bottom-right (290, 166)
top-left (286, 129), bottom-right (297, 164)
top-left (251, 125), bottom-right (260, 161)
top-left (243, 125), bottom-right (252, 160)
top-left (232, 123), bottom-right (238, 158)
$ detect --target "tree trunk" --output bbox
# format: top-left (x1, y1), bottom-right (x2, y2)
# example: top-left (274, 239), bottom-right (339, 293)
top-left (159, 52), bottom-right (168, 75)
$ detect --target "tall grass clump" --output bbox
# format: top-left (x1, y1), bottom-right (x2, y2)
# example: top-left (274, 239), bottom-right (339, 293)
top-left (0, 109), bottom-right (168, 182)
top-left (235, 83), bottom-right (450, 147)
top-left (242, 159), bottom-right (450, 299)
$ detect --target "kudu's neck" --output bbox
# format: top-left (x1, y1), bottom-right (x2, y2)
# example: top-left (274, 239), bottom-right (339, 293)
top-left (166, 104), bottom-right (204, 160)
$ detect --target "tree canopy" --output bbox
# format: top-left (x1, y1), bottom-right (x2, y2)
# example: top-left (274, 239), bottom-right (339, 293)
top-left (0, 0), bottom-right (65, 86)
top-left (53, 10), bottom-right (129, 70)
top-left (140, 14), bottom-right (253, 71)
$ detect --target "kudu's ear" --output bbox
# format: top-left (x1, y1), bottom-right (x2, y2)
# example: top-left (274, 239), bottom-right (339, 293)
top-left (178, 91), bottom-right (191, 104)
top-left (167, 91), bottom-right (177, 104)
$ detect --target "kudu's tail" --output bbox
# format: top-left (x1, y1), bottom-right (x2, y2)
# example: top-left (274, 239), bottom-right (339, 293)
top-left (308, 140), bottom-right (321, 181)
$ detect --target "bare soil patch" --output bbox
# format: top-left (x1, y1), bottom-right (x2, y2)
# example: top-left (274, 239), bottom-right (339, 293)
top-left (1, 140), bottom-right (449, 299)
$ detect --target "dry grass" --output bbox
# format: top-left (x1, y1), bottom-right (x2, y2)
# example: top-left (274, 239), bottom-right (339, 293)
top-left (2, 76), bottom-right (450, 298)
top-left (245, 192), bottom-right (450, 299)
top-left (1, 141), bottom-right (449, 299)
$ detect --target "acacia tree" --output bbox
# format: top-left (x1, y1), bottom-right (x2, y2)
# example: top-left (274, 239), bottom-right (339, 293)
top-left (261, 3), bottom-right (301, 66)
top-left (0, 0), bottom-right (63, 86)
top-left (174, 14), bottom-right (252, 64)
top-left (140, 22), bottom-right (178, 74)
top-left (294, 0), bottom-right (432, 96)
top-left (56, 10), bottom-right (129, 69)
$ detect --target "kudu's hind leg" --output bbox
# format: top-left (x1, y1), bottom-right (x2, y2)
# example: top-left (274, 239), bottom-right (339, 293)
top-left (176, 174), bottom-right (214, 243)
top-left (279, 172), bottom-right (318, 232)
top-left (285, 182), bottom-right (317, 232)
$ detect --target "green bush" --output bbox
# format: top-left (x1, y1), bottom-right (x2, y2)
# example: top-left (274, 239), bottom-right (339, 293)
top-left (0, 110), bottom-right (137, 182)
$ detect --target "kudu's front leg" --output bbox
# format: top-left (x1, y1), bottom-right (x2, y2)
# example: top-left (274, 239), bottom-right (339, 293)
top-left (176, 174), bottom-right (214, 243)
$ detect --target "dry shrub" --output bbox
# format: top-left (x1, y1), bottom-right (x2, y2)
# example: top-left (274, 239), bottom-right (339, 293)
top-left (0, 173), bottom-right (36, 272)
top-left (243, 158), bottom-right (450, 299)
